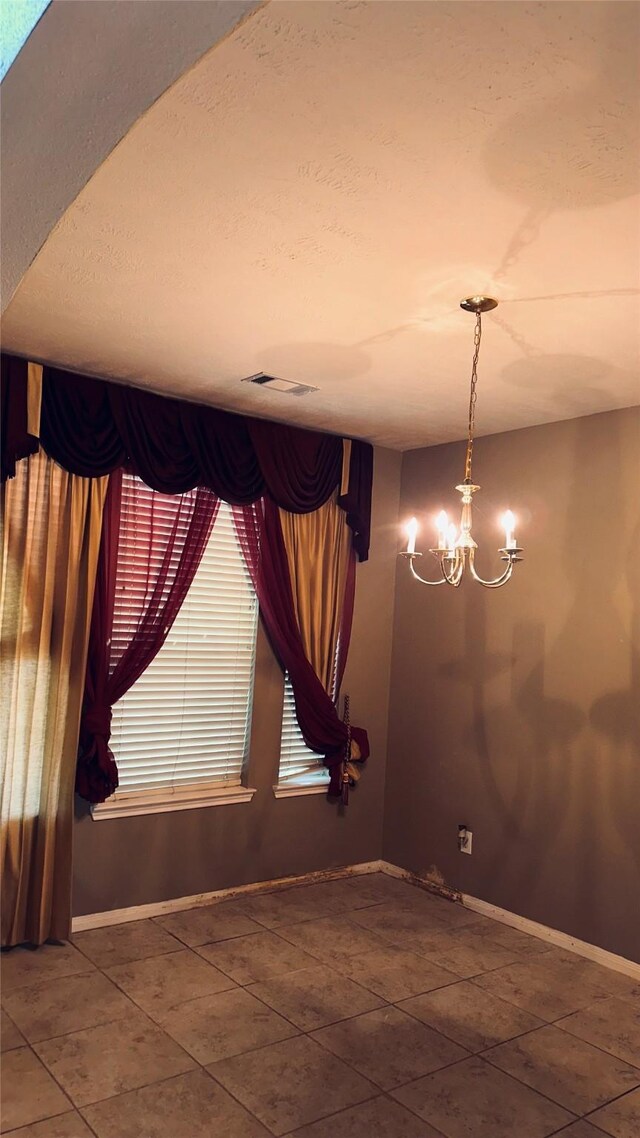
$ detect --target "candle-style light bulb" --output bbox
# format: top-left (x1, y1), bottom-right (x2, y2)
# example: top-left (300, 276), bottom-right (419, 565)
top-left (405, 517), bottom-right (418, 555)
top-left (435, 510), bottom-right (449, 550)
top-left (501, 510), bottom-right (516, 549)
top-left (447, 523), bottom-right (458, 551)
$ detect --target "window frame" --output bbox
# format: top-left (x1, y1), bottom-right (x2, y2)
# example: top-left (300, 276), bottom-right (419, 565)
top-left (272, 675), bottom-right (330, 798)
top-left (92, 482), bottom-right (259, 820)
top-left (92, 780), bottom-right (256, 820)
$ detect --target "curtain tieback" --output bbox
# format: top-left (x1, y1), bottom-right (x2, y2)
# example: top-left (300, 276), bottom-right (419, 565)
top-left (82, 704), bottom-right (113, 738)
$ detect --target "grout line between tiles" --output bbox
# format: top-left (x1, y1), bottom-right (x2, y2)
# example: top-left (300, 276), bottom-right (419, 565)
top-left (465, 973), bottom-right (636, 1028)
top-left (275, 1089), bottom-right (384, 1136)
top-left (7, 1005), bottom-right (140, 1049)
top-left (74, 1065), bottom-right (227, 1118)
top-left (477, 1028), bottom-right (640, 1106)
top-left (395, 994), bottom-right (545, 1051)
top-left (471, 1043), bottom-right (640, 1123)
top-left (242, 977), bottom-right (391, 1035)
top-left (12, 1044), bottom-right (76, 1130)
top-left (386, 1052), bottom-right (582, 1128)
top-left (195, 1059), bottom-right (288, 1133)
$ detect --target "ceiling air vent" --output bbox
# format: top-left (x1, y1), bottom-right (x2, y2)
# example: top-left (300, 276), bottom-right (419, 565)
top-left (242, 372), bottom-right (318, 397)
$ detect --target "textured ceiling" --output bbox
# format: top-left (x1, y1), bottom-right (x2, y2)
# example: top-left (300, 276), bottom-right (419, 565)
top-left (3, 0), bottom-right (639, 449)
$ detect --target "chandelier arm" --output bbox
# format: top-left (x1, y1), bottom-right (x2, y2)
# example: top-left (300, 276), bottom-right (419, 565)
top-left (468, 550), bottom-right (515, 589)
top-left (407, 557), bottom-right (449, 586)
top-left (440, 550), bottom-right (464, 587)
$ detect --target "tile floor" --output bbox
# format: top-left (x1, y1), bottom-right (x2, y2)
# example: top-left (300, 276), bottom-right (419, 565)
top-left (1, 872), bottom-right (639, 1137)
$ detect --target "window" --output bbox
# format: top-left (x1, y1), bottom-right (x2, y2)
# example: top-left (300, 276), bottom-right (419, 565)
top-left (274, 676), bottom-right (329, 797)
top-left (96, 477), bottom-right (259, 818)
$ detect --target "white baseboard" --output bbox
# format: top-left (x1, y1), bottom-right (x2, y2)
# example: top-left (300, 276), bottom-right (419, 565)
top-left (462, 893), bottom-right (640, 981)
top-left (71, 860), bottom-right (384, 932)
top-left (71, 860), bottom-right (640, 981)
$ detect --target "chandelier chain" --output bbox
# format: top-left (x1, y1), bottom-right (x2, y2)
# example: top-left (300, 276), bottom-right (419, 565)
top-left (464, 311), bottom-right (482, 482)
top-left (399, 295), bottom-right (521, 590)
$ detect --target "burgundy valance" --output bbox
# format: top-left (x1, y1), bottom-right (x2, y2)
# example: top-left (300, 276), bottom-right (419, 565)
top-left (1, 355), bottom-right (373, 559)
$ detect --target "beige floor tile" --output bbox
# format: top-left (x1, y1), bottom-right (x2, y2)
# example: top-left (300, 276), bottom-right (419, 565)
top-left (82, 1068), bottom-right (270, 1137)
top-left (0, 1047), bottom-right (71, 1133)
top-left (154, 904), bottom-right (263, 947)
top-left (160, 985), bottom-right (297, 1063)
top-left (106, 948), bottom-right (235, 1019)
top-left (473, 923), bottom-right (553, 956)
top-left (248, 963), bottom-right (384, 1030)
top-left (311, 1005), bottom-right (468, 1090)
top-left (588, 1086), bottom-right (640, 1137)
top-left (33, 1010), bottom-right (195, 1107)
top-left (1, 1007), bottom-right (26, 1051)
top-left (72, 919), bottom-right (182, 969)
top-left (585, 966), bottom-right (640, 1002)
top-left (276, 914), bottom-right (387, 963)
top-left (346, 945), bottom-right (457, 1002)
top-left (1, 943), bottom-right (94, 994)
top-left (473, 957), bottom-right (611, 1021)
top-left (422, 937), bottom-right (521, 979)
top-left (399, 979), bottom-right (544, 1051)
top-left (343, 874), bottom-right (433, 907)
top-left (279, 879), bottom-right (376, 915)
top-left (544, 953), bottom-right (640, 1002)
top-left (392, 1056), bottom-right (575, 1138)
top-left (3, 970), bottom-right (135, 1043)
top-left (485, 1024), bottom-right (640, 1115)
top-left (557, 997), bottom-right (640, 1066)
top-left (290, 1094), bottom-right (448, 1136)
top-left (417, 900), bottom-right (491, 931)
top-left (235, 889), bottom-right (349, 929)
top-left (208, 1034), bottom-right (377, 1135)
top-left (349, 903), bottom-right (450, 944)
top-left (389, 927), bottom-right (471, 957)
top-left (197, 929), bottom-right (318, 984)
top-left (8, 1113), bottom-right (94, 1137)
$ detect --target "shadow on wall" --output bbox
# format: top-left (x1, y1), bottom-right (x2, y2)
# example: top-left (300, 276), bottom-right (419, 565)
top-left (589, 573), bottom-right (640, 878)
top-left (439, 410), bottom-right (639, 953)
top-left (449, 602), bottom-right (584, 876)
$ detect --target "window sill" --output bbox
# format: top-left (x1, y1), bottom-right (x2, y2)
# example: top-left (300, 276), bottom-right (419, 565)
top-left (92, 784), bottom-right (257, 820)
top-left (273, 782), bottom-right (329, 799)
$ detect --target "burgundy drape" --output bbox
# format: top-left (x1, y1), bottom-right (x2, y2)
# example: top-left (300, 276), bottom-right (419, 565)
top-left (233, 499), bottom-right (368, 796)
top-left (76, 471), bottom-right (219, 802)
top-left (1, 355), bottom-right (38, 481)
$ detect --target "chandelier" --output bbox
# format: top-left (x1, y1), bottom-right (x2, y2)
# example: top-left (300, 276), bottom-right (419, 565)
top-left (400, 296), bottom-right (523, 589)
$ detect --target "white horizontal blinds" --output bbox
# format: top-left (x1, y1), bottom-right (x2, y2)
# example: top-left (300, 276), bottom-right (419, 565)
top-left (110, 474), bottom-right (258, 794)
top-left (278, 676), bottom-right (329, 787)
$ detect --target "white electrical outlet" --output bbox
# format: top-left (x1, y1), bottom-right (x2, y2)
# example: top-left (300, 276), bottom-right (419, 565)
top-left (458, 826), bottom-right (473, 854)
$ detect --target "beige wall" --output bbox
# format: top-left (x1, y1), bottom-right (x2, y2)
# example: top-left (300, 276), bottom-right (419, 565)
top-left (385, 407), bottom-right (640, 962)
top-left (73, 446), bottom-right (402, 916)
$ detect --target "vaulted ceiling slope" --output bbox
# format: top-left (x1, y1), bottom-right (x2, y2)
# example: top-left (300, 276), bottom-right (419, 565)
top-left (2, 0), bottom-right (639, 449)
top-left (1, 0), bottom-right (262, 307)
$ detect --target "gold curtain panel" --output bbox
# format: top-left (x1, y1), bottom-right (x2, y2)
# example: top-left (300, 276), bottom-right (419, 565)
top-left (0, 450), bottom-right (106, 946)
top-left (279, 490), bottom-right (352, 698)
